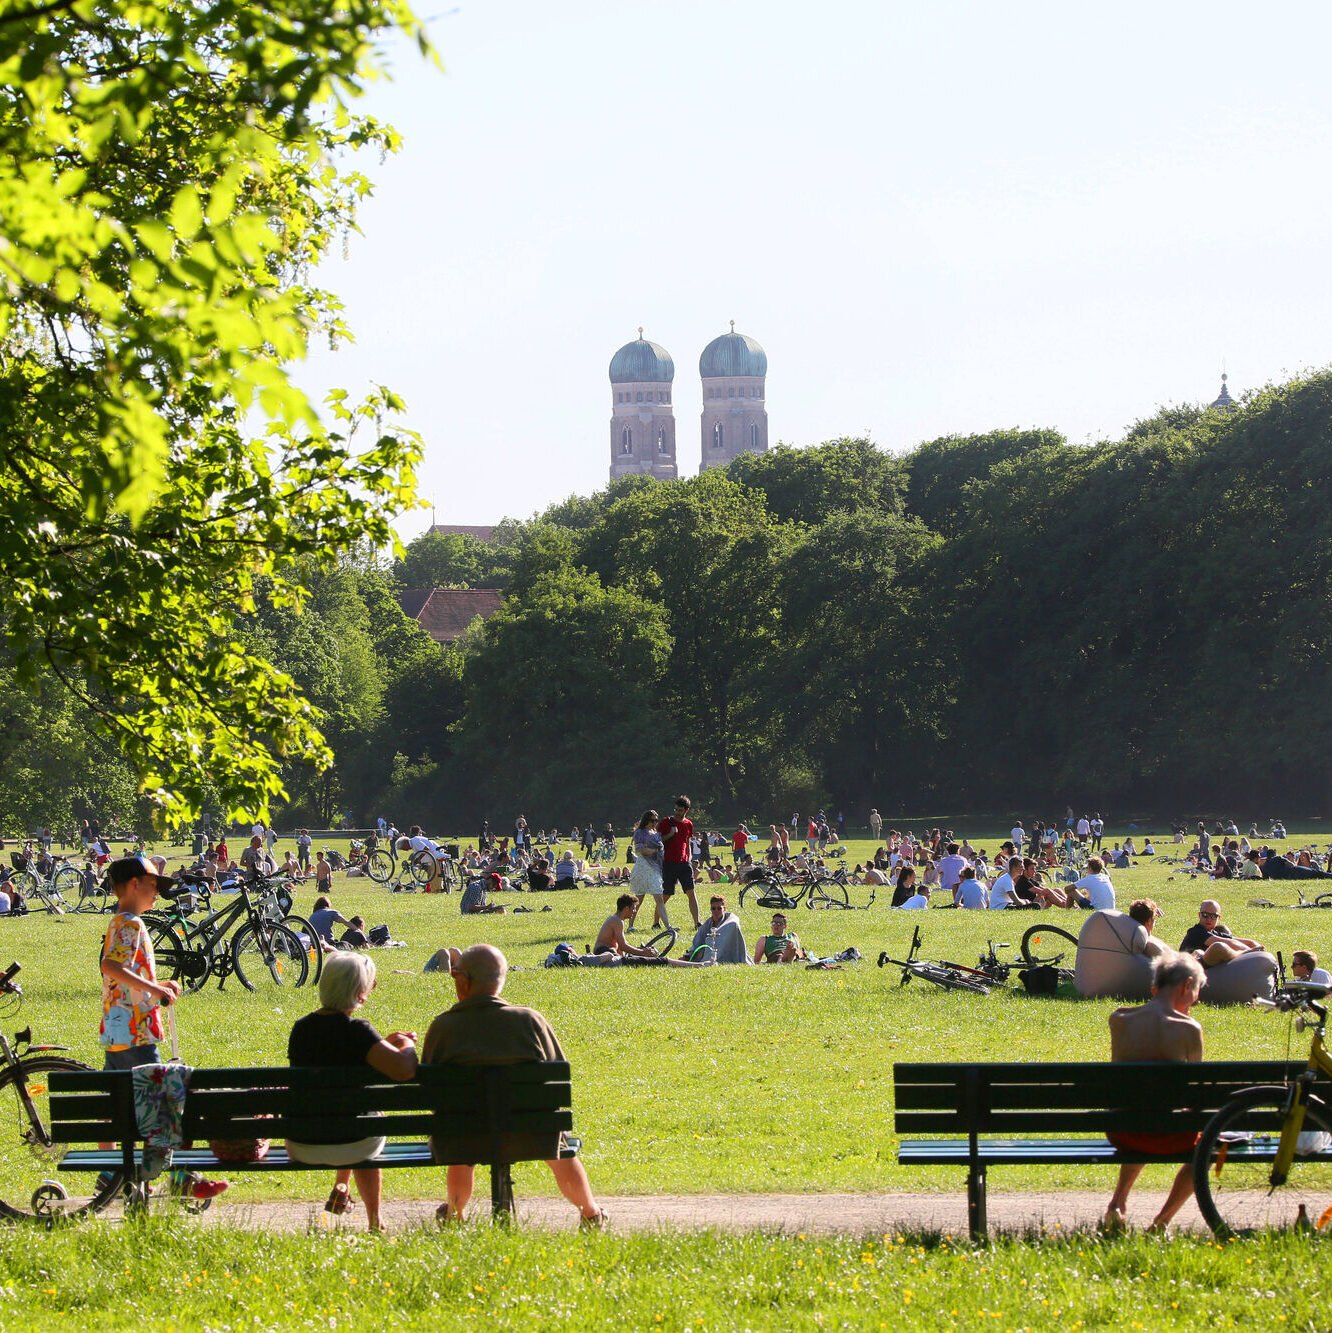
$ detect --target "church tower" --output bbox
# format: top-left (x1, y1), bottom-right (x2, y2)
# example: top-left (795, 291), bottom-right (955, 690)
top-left (1210, 373), bottom-right (1236, 411)
top-left (609, 330), bottom-right (677, 481)
top-left (699, 322), bottom-right (768, 471)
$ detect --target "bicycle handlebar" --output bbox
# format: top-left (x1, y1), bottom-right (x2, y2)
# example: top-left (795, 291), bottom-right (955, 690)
top-left (0, 962), bottom-right (21, 995)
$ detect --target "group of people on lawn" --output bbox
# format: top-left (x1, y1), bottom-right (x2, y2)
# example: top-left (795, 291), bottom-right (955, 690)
top-left (97, 855), bottom-right (605, 1231)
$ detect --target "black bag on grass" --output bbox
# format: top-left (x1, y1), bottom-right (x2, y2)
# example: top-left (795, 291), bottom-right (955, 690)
top-left (1019, 965), bottom-right (1060, 995)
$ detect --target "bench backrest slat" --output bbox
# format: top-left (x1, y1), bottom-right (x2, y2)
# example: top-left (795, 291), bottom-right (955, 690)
top-left (47, 1063), bottom-right (574, 1153)
top-left (894, 1061), bottom-right (1325, 1135)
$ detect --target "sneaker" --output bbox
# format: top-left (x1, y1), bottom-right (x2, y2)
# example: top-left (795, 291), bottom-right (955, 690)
top-left (190, 1178), bottom-right (230, 1201)
top-left (578, 1208), bottom-right (609, 1231)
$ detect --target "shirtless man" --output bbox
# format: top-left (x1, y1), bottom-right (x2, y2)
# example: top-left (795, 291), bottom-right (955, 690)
top-left (593, 896), bottom-right (671, 959)
top-left (590, 896), bottom-right (709, 967)
top-left (1103, 952), bottom-right (1205, 1232)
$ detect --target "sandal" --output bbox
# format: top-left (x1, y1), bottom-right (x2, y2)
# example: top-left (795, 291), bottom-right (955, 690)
top-left (324, 1185), bottom-right (352, 1216)
top-left (436, 1202), bottom-right (461, 1223)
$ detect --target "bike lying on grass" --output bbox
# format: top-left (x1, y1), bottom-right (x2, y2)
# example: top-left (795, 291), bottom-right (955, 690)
top-left (877, 926), bottom-right (993, 995)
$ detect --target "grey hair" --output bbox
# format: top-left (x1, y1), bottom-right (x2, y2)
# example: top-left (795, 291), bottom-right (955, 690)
top-left (319, 951), bottom-right (377, 1011)
top-left (456, 943), bottom-right (507, 995)
top-left (1153, 951), bottom-right (1205, 994)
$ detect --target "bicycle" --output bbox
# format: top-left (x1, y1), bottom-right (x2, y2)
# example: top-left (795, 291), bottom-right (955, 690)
top-left (876, 926), bottom-right (992, 995)
top-left (738, 867), bottom-right (849, 911)
top-left (938, 940), bottom-right (1021, 987)
top-left (366, 842), bottom-right (457, 890)
top-left (146, 875), bottom-right (310, 993)
top-left (1193, 981), bottom-right (1332, 1236)
top-left (8, 852), bottom-right (76, 913)
top-left (70, 862), bottom-right (112, 914)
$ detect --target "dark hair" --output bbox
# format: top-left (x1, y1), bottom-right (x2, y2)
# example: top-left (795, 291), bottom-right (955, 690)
top-left (636, 809), bottom-right (658, 831)
top-left (946, 842), bottom-right (960, 855)
top-left (674, 795), bottom-right (692, 811)
top-left (616, 893), bottom-right (636, 912)
top-left (895, 866), bottom-right (915, 890)
top-left (313, 895), bottom-right (331, 910)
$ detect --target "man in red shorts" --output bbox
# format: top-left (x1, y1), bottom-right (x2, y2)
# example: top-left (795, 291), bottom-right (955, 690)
top-left (1103, 952), bottom-right (1205, 1232)
top-left (657, 796), bottom-right (700, 930)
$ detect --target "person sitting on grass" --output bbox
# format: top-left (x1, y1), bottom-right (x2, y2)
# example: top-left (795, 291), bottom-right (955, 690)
top-left (1102, 952), bottom-right (1205, 1233)
top-left (1291, 950), bottom-right (1332, 988)
top-left (593, 895), bottom-right (676, 959)
top-left (310, 895), bottom-right (351, 948)
top-left (753, 912), bottom-right (806, 964)
top-left (554, 851), bottom-right (580, 888)
top-left (687, 894), bottom-right (750, 964)
top-left (286, 953), bottom-right (418, 1232)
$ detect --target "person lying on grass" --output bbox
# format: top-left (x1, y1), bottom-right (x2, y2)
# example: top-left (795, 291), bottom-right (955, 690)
top-left (1103, 952), bottom-right (1205, 1234)
top-left (754, 912), bottom-right (806, 964)
top-left (586, 897), bottom-right (709, 967)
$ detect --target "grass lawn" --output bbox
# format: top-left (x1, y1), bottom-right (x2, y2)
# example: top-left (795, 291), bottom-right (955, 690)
top-left (0, 828), bottom-right (1324, 1212)
top-left (0, 1220), bottom-right (1324, 1330)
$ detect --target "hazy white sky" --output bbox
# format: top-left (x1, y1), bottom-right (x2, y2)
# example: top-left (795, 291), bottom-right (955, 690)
top-left (299, 0), bottom-right (1332, 537)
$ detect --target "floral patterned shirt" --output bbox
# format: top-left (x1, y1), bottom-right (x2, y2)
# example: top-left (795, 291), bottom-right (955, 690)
top-left (100, 911), bottom-right (163, 1049)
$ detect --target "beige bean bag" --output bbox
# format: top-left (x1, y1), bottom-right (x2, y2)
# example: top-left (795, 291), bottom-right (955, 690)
top-left (1075, 908), bottom-right (1279, 1006)
top-left (1075, 910), bottom-right (1154, 1000)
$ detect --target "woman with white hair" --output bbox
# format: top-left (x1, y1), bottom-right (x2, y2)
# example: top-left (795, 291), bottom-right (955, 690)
top-left (286, 952), bottom-right (419, 1230)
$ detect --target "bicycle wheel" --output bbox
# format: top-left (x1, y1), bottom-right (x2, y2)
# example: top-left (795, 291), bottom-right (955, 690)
top-left (231, 922), bottom-right (310, 992)
top-left (282, 915), bottom-right (325, 984)
top-left (643, 928), bottom-right (679, 958)
top-left (1020, 923), bottom-right (1079, 967)
top-left (738, 880), bottom-right (775, 908)
top-left (910, 964), bottom-right (991, 995)
top-left (366, 849), bottom-right (394, 884)
top-left (407, 849), bottom-right (437, 887)
top-left (1314, 893), bottom-right (1332, 909)
top-left (806, 879), bottom-right (849, 910)
top-left (0, 1056), bottom-right (123, 1221)
top-left (1194, 1087), bottom-right (1332, 1237)
top-left (52, 866), bottom-right (81, 899)
top-left (146, 920), bottom-right (190, 987)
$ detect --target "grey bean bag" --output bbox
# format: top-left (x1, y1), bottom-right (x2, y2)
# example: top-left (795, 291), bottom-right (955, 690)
top-left (1075, 908), bottom-right (1279, 1005)
top-left (1075, 910), bottom-right (1154, 1000)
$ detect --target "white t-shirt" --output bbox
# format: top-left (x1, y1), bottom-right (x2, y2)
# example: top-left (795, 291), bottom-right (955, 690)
top-left (937, 854), bottom-right (968, 891)
top-left (956, 879), bottom-right (988, 909)
top-left (409, 834), bottom-right (442, 858)
top-left (0, 891), bottom-right (11, 914)
top-left (1309, 968), bottom-right (1332, 987)
top-left (900, 893), bottom-right (929, 910)
top-left (1076, 818), bottom-right (1090, 837)
top-left (1090, 819), bottom-right (1104, 836)
top-left (988, 873), bottom-right (1015, 909)
top-left (1076, 873), bottom-right (1116, 910)
top-left (1010, 826), bottom-right (1024, 847)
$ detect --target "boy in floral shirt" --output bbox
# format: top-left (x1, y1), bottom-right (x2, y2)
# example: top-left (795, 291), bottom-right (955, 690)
top-left (98, 856), bottom-right (227, 1200)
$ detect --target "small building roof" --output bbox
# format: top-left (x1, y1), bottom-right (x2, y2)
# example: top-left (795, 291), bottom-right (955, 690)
top-left (429, 524), bottom-right (498, 543)
top-left (398, 587), bottom-right (503, 645)
top-left (1210, 374), bottom-right (1236, 411)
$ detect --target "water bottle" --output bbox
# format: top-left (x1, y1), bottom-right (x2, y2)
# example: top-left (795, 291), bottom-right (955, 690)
top-left (708, 926), bottom-right (719, 964)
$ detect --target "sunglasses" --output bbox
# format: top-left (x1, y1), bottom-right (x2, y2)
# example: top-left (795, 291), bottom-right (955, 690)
top-left (1200, 911), bottom-right (1219, 919)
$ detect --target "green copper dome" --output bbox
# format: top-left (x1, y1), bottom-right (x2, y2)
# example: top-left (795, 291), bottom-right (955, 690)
top-left (609, 332), bottom-right (674, 384)
top-left (699, 325), bottom-right (767, 378)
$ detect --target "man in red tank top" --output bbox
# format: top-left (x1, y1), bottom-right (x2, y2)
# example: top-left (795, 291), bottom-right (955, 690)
top-left (657, 795), bottom-right (699, 929)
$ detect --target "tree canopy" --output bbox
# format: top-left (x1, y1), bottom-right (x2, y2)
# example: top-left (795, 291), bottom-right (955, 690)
top-left (0, 0), bottom-right (429, 823)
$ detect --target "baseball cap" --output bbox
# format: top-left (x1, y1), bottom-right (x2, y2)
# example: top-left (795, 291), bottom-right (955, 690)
top-left (107, 855), bottom-right (177, 893)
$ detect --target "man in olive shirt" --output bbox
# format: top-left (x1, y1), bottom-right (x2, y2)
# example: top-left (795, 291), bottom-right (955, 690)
top-left (422, 944), bottom-right (605, 1227)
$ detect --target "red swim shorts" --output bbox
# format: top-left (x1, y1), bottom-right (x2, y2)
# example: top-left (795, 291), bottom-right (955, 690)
top-left (1107, 1130), bottom-right (1201, 1155)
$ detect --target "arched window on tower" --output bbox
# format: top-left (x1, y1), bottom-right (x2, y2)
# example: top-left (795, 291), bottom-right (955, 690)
top-left (657, 429), bottom-right (668, 455)
top-left (620, 427), bottom-right (632, 455)
top-left (751, 422), bottom-right (760, 450)
top-left (712, 423), bottom-right (724, 450)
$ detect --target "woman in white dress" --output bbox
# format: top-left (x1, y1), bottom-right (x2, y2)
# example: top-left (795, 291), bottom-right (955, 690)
top-left (627, 810), bottom-right (666, 931)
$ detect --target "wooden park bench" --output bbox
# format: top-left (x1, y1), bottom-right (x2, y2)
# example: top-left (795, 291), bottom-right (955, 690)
top-left (47, 1061), bottom-right (576, 1217)
top-left (894, 1059), bottom-right (1326, 1240)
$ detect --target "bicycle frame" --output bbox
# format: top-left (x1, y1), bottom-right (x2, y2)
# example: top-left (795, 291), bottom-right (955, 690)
top-left (1269, 990), bottom-right (1332, 1187)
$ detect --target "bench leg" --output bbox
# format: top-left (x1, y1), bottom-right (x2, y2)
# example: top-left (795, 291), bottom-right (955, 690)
top-left (490, 1164), bottom-right (515, 1224)
top-left (967, 1164), bottom-right (988, 1242)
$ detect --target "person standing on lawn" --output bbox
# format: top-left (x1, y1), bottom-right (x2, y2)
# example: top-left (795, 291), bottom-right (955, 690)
top-left (98, 856), bottom-right (227, 1201)
top-left (657, 795), bottom-right (700, 929)
top-left (1102, 952), bottom-right (1204, 1233)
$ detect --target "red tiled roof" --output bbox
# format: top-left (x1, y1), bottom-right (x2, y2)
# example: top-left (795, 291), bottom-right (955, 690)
top-left (399, 587), bottom-right (503, 644)
top-left (429, 524), bottom-right (497, 543)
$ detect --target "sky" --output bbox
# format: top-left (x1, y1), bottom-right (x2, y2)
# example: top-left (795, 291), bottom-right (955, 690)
top-left (298, 0), bottom-right (1332, 538)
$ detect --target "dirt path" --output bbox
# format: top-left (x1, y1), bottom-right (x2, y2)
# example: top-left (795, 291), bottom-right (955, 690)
top-left (191, 1189), bottom-right (1206, 1235)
